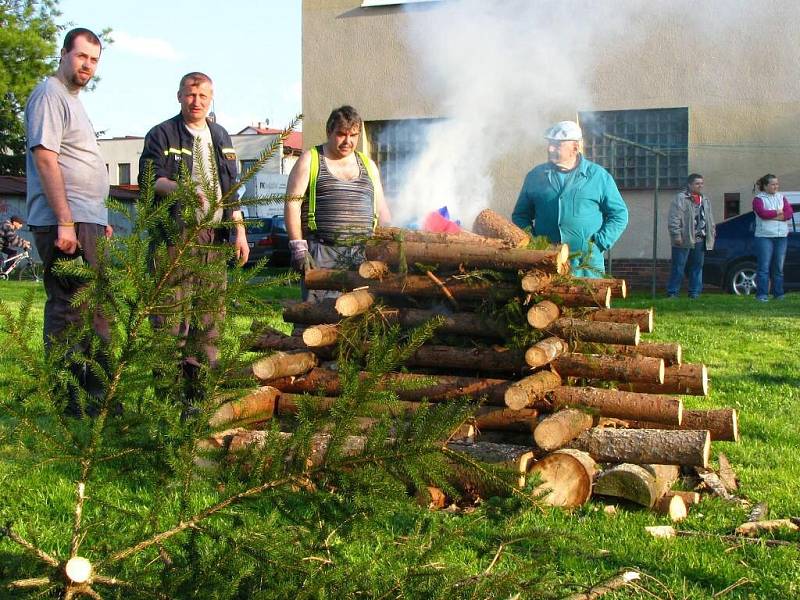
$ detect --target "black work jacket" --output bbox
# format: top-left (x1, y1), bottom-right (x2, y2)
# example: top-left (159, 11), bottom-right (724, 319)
top-left (139, 114), bottom-right (239, 241)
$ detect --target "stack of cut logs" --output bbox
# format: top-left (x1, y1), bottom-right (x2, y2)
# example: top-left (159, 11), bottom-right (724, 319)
top-left (209, 209), bottom-right (739, 519)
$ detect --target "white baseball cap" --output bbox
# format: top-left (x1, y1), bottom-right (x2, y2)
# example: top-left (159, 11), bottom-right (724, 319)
top-left (544, 121), bottom-right (583, 142)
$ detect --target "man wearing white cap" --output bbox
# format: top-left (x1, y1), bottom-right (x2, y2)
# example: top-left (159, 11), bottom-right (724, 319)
top-left (512, 121), bottom-right (628, 278)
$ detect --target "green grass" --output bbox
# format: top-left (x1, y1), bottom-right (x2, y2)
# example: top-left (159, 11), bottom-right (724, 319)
top-left (1, 282), bottom-right (799, 598)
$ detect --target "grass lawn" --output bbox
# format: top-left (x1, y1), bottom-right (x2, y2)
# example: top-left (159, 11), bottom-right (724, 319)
top-left (0, 279), bottom-right (798, 598)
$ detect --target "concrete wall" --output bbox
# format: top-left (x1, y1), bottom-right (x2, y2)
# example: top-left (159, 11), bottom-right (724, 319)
top-left (302, 0), bottom-right (800, 259)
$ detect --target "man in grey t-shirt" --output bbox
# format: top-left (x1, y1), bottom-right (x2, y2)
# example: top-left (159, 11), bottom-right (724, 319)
top-left (25, 27), bottom-right (111, 414)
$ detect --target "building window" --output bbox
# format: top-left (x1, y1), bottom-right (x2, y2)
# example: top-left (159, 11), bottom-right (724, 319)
top-left (118, 163), bottom-right (131, 186)
top-left (365, 119), bottom-right (441, 199)
top-left (724, 193), bottom-right (740, 220)
top-left (579, 108), bottom-right (688, 190)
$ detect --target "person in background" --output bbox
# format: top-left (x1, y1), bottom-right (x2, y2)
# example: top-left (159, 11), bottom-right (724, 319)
top-left (752, 174), bottom-right (792, 302)
top-left (1, 215), bottom-right (32, 259)
top-left (139, 71), bottom-right (249, 413)
top-left (666, 173), bottom-right (715, 299)
top-left (511, 120), bottom-right (628, 278)
top-left (284, 105), bottom-right (391, 302)
top-left (25, 28), bottom-right (112, 414)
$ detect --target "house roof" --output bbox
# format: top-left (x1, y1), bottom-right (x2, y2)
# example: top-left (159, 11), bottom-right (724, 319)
top-left (235, 127), bottom-right (303, 151)
top-left (0, 176), bottom-right (27, 196)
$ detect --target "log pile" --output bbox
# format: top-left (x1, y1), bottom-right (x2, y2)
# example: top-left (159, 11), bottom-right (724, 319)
top-left (215, 213), bottom-right (741, 517)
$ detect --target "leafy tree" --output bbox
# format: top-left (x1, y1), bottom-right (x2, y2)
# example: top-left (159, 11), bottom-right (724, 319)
top-left (0, 0), bottom-right (61, 175)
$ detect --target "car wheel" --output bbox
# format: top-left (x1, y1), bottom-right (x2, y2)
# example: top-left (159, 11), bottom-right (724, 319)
top-left (728, 261), bottom-right (758, 295)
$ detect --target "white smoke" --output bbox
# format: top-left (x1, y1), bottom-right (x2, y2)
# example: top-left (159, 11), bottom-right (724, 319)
top-left (388, 0), bottom-right (637, 228)
top-left (388, 0), bottom-right (787, 229)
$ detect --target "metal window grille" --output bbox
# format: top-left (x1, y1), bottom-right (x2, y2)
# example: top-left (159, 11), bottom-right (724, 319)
top-left (365, 119), bottom-right (441, 198)
top-left (579, 108), bottom-right (688, 190)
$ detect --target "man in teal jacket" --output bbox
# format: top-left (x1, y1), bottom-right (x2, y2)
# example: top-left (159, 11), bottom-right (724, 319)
top-left (512, 121), bottom-right (628, 278)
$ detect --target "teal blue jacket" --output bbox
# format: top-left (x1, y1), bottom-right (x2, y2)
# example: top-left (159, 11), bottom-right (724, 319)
top-left (512, 156), bottom-right (628, 278)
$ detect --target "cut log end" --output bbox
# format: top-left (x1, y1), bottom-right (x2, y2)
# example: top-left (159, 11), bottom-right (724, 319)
top-left (335, 289), bottom-right (374, 317)
top-left (528, 451), bottom-right (593, 507)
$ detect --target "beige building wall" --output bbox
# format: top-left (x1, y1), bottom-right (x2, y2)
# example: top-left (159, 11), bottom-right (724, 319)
top-left (303, 0), bottom-right (800, 259)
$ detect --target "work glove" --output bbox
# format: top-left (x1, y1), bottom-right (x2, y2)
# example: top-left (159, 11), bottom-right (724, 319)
top-left (289, 239), bottom-right (316, 272)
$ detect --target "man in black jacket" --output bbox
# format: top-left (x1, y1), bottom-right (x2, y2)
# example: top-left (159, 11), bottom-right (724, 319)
top-left (139, 72), bottom-right (249, 410)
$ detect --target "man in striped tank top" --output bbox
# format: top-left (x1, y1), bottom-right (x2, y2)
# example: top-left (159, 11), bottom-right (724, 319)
top-left (285, 106), bottom-right (391, 302)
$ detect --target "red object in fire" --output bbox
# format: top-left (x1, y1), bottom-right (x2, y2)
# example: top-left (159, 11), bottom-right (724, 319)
top-left (423, 210), bottom-right (462, 234)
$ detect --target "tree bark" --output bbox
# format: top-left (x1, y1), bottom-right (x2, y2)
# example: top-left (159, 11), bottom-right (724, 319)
top-left (302, 324), bottom-right (340, 347)
top-left (551, 353), bottom-right (665, 384)
top-left (661, 490), bottom-right (701, 506)
top-left (618, 363), bottom-right (708, 396)
top-left (251, 351), bottom-right (319, 381)
top-left (623, 408), bottom-right (738, 442)
top-left (520, 270), bottom-right (554, 293)
top-left (528, 449), bottom-right (596, 507)
top-left (305, 268), bottom-right (520, 302)
top-left (335, 288), bottom-right (374, 317)
top-left (565, 428), bottom-right (711, 467)
top-left (404, 344), bottom-right (527, 374)
top-left (551, 386), bottom-right (683, 425)
top-left (268, 367), bottom-right (516, 406)
top-left (655, 494), bottom-right (688, 521)
top-left (533, 408), bottom-right (594, 451)
top-left (583, 307), bottom-right (653, 333)
top-left (472, 208), bottom-right (531, 248)
top-left (573, 341), bottom-right (681, 366)
top-left (527, 300), bottom-right (561, 329)
top-left (209, 386), bottom-right (280, 428)
top-left (279, 393), bottom-right (538, 432)
top-left (547, 318), bottom-right (640, 346)
top-left (358, 260), bottom-right (390, 279)
top-left (525, 336), bottom-right (569, 368)
top-left (448, 439), bottom-right (535, 489)
top-left (251, 328), bottom-right (311, 353)
top-left (282, 302), bottom-right (509, 339)
top-left (384, 307), bottom-right (509, 338)
top-left (504, 370), bottom-right (562, 410)
top-left (282, 299), bottom-right (340, 325)
top-left (593, 463), bottom-right (679, 507)
top-left (573, 276), bottom-right (627, 299)
top-left (544, 285), bottom-right (611, 309)
top-left (364, 240), bottom-right (569, 273)
top-left (374, 226), bottom-right (509, 248)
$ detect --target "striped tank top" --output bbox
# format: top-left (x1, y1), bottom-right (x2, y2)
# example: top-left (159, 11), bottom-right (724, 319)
top-left (301, 145), bottom-right (374, 241)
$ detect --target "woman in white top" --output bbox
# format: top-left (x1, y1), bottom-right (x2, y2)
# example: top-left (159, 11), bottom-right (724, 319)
top-left (752, 174), bottom-right (792, 301)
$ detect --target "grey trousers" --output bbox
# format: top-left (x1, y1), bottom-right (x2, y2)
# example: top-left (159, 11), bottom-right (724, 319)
top-left (301, 240), bottom-right (365, 303)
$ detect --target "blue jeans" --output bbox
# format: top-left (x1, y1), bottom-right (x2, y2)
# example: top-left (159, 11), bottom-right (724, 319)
top-left (755, 236), bottom-right (787, 299)
top-left (667, 240), bottom-right (705, 297)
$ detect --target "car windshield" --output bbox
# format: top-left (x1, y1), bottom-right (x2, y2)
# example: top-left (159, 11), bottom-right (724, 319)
top-left (245, 218), bottom-right (272, 234)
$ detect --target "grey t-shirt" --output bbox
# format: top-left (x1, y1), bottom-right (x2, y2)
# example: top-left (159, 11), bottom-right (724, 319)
top-left (25, 76), bottom-right (109, 226)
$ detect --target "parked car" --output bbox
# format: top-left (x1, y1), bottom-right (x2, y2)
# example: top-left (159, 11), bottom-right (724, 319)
top-left (703, 193), bottom-right (800, 294)
top-left (242, 216), bottom-right (289, 267)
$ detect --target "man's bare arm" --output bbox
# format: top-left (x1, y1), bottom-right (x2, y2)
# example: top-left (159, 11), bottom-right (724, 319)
top-left (370, 159), bottom-right (391, 226)
top-left (285, 150), bottom-right (312, 241)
